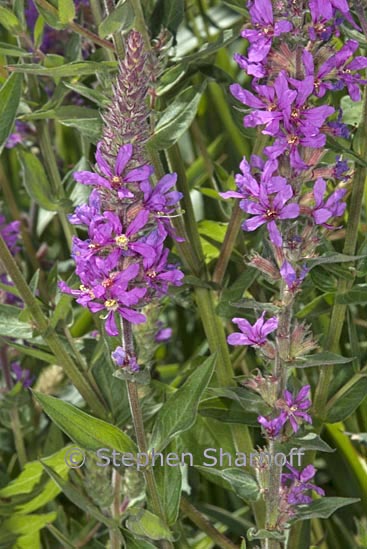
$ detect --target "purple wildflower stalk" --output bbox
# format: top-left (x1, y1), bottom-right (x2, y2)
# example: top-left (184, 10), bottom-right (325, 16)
top-left (223, 0), bottom-right (365, 535)
top-left (60, 30), bottom-right (183, 374)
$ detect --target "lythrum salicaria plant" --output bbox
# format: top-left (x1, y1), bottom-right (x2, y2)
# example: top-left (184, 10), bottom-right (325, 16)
top-left (1, 0), bottom-right (367, 548)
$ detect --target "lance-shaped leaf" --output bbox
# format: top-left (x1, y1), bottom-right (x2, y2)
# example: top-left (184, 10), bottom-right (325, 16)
top-left (195, 466), bottom-right (260, 502)
top-left (326, 375), bottom-right (367, 423)
top-left (33, 392), bottom-right (137, 454)
top-left (19, 150), bottom-right (61, 211)
top-left (293, 497), bottom-right (360, 521)
top-left (98, 0), bottom-right (134, 38)
top-left (289, 352), bottom-right (354, 368)
top-left (150, 354), bottom-right (216, 452)
top-left (0, 73), bottom-right (22, 154)
top-left (148, 83), bottom-right (206, 150)
top-left (154, 442), bottom-right (182, 525)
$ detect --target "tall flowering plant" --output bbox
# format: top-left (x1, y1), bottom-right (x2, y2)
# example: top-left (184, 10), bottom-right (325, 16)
top-left (220, 0), bottom-right (367, 544)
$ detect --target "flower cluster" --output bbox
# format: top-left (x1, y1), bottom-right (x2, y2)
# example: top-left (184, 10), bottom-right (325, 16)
top-left (60, 31), bottom-right (184, 371)
top-left (60, 143), bottom-right (183, 339)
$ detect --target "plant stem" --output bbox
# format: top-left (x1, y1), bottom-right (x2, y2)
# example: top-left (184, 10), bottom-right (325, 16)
top-left (122, 319), bottom-right (172, 549)
top-left (180, 497), bottom-right (239, 549)
top-left (0, 233), bottom-right (106, 417)
top-left (110, 468), bottom-right (122, 549)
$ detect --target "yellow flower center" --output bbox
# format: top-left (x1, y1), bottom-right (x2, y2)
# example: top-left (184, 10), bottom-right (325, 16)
top-left (104, 299), bottom-right (118, 310)
top-left (115, 234), bottom-right (129, 250)
top-left (147, 270), bottom-right (157, 279)
top-left (287, 135), bottom-right (299, 145)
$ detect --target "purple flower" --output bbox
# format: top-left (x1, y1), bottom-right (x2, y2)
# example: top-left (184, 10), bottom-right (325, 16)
top-left (140, 173), bottom-right (182, 215)
top-left (311, 178), bottom-right (346, 227)
top-left (142, 242), bottom-right (184, 294)
top-left (242, 0), bottom-right (292, 63)
top-left (280, 261), bottom-right (308, 292)
top-left (68, 189), bottom-right (101, 225)
top-left (227, 312), bottom-right (278, 347)
top-left (11, 362), bottom-right (34, 389)
top-left (278, 385), bottom-right (312, 433)
top-left (282, 464), bottom-right (325, 504)
top-left (74, 143), bottom-right (153, 199)
top-left (241, 184), bottom-right (300, 246)
top-left (220, 157), bottom-right (286, 202)
top-left (257, 414), bottom-right (285, 438)
top-left (111, 346), bottom-right (139, 372)
top-left (230, 72), bottom-right (296, 136)
top-left (60, 264), bottom-right (146, 335)
top-left (334, 157), bottom-right (350, 181)
top-left (319, 40), bottom-right (367, 102)
top-left (155, 325), bottom-right (172, 342)
top-left (264, 130), bottom-right (325, 170)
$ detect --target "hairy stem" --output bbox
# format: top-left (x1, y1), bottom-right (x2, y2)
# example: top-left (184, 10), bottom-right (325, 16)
top-left (122, 319), bottom-right (172, 549)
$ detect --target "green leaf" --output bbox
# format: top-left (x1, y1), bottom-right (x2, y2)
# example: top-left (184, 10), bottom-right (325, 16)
top-left (326, 376), bottom-right (367, 423)
top-left (126, 508), bottom-right (173, 541)
top-left (195, 467), bottom-right (260, 502)
top-left (98, 0), bottom-right (134, 38)
top-left (294, 497), bottom-right (360, 521)
top-left (149, 0), bottom-right (184, 37)
top-left (63, 82), bottom-right (109, 107)
top-left (278, 433), bottom-right (335, 454)
top-left (0, 512), bottom-right (57, 542)
top-left (155, 442), bottom-right (182, 525)
top-left (306, 252), bottom-right (366, 269)
top-left (0, 446), bottom-right (69, 497)
top-left (148, 83), bottom-right (206, 150)
top-left (336, 284), bottom-right (367, 304)
top-left (55, 106), bottom-right (102, 141)
top-left (8, 61), bottom-right (117, 78)
top-left (341, 96), bottom-right (363, 126)
top-left (0, 304), bottom-right (33, 339)
top-left (33, 392), bottom-right (137, 454)
top-left (41, 463), bottom-right (118, 529)
top-left (199, 396), bottom-right (263, 426)
top-left (58, 0), bottom-right (75, 23)
top-left (0, 73), bottom-right (22, 154)
top-left (0, 42), bottom-right (32, 57)
top-left (0, 6), bottom-right (21, 31)
top-left (290, 352), bottom-right (354, 368)
top-left (150, 355), bottom-right (216, 452)
top-left (19, 150), bottom-right (61, 211)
